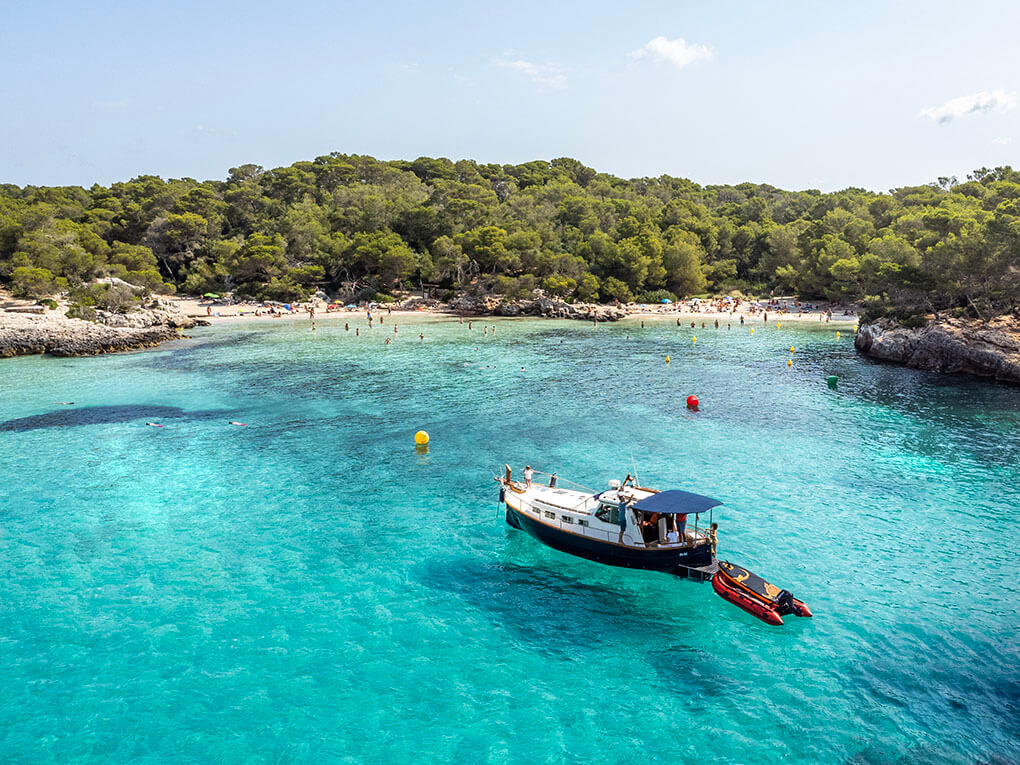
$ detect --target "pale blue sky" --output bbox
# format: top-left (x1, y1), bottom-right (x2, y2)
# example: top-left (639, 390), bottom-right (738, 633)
top-left (1, 0), bottom-right (1017, 190)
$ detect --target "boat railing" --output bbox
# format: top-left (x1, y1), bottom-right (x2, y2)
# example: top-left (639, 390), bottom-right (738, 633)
top-left (527, 469), bottom-right (598, 495)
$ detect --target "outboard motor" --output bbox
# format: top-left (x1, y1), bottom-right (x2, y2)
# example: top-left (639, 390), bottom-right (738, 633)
top-left (776, 589), bottom-right (795, 616)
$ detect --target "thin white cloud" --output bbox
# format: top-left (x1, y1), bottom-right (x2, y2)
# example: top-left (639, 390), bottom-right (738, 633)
top-left (993, 136), bottom-right (1012, 145)
top-left (497, 59), bottom-right (567, 91)
top-left (630, 36), bottom-right (714, 71)
top-left (920, 89), bottom-right (1017, 124)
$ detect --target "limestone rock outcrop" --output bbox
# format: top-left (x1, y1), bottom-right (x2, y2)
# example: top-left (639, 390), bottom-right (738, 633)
top-left (0, 307), bottom-right (205, 358)
top-left (855, 315), bottom-right (1020, 384)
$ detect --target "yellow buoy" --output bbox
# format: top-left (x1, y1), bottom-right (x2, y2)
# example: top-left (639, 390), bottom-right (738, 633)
top-left (787, 359), bottom-right (793, 366)
top-left (790, 346), bottom-right (795, 353)
top-left (836, 331), bottom-right (841, 338)
top-left (750, 328), bottom-right (754, 334)
top-left (665, 355), bottom-right (670, 363)
top-left (777, 322), bottom-right (781, 329)
top-left (692, 336), bottom-right (697, 343)
top-left (414, 430), bottom-right (430, 445)
top-left (853, 325), bottom-right (858, 332)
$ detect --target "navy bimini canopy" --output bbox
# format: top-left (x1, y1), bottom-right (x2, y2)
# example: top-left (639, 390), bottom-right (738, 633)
top-left (632, 490), bottom-right (723, 515)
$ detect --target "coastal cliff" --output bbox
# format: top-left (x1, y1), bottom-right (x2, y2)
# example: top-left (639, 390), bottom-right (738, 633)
top-left (0, 306), bottom-right (205, 358)
top-left (855, 315), bottom-right (1020, 384)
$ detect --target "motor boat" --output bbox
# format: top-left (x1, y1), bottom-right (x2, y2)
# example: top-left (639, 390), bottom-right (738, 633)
top-left (497, 466), bottom-right (719, 578)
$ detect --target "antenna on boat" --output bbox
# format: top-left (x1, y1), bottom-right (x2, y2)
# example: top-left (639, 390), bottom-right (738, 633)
top-left (631, 454), bottom-right (639, 487)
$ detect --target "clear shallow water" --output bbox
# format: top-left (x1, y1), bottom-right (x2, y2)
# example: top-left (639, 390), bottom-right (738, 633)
top-left (1, 315), bottom-right (1018, 764)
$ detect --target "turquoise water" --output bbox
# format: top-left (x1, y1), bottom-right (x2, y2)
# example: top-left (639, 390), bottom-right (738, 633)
top-left (1, 315), bottom-right (1018, 764)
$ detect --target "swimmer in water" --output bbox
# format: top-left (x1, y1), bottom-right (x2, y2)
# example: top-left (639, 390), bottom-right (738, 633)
top-left (229, 421), bottom-right (247, 426)
top-left (385, 337), bottom-right (392, 344)
top-left (146, 422), bottom-right (164, 428)
top-left (52, 402), bottom-right (74, 405)
top-left (356, 327), bottom-right (360, 336)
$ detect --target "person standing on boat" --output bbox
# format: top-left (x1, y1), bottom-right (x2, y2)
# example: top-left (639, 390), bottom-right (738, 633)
top-left (677, 513), bottom-right (688, 542)
top-left (548, 472), bottom-right (557, 488)
top-left (617, 495), bottom-right (629, 543)
top-left (524, 465), bottom-right (534, 487)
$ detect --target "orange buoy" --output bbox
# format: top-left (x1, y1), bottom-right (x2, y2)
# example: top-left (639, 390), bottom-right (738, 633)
top-left (686, 395), bottom-right (699, 410)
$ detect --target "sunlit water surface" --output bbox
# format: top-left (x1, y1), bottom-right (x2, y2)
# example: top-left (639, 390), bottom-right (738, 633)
top-left (1, 315), bottom-right (1017, 764)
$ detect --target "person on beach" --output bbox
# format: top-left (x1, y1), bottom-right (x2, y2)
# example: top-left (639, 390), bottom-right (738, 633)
top-left (356, 327), bottom-right (360, 336)
top-left (524, 465), bottom-right (534, 487)
top-left (394, 325), bottom-right (398, 334)
top-left (764, 312), bottom-right (768, 323)
top-left (727, 323), bottom-right (731, 330)
top-left (484, 326), bottom-right (487, 335)
top-left (740, 315), bottom-right (744, 324)
top-left (715, 319), bottom-right (719, 328)
top-left (468, 321), bottom-right (472, 330)
top-left (206, 305), bottom-right (212, 316)
top-left (345, 322), bottom-right (349, 331)
top-left (419, 332), bottom-right (424, 341)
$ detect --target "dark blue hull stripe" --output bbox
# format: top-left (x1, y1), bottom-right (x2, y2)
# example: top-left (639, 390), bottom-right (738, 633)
top-left (506, 507), bottom-right (712, 572)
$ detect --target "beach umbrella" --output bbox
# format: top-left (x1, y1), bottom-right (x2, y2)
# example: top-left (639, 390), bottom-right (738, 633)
top-left (722, 296), bottom-right (733, 302)
top-left (203, 293), bottom-right (219, 298)
top-left (661, 299), bottom-right (672, 304)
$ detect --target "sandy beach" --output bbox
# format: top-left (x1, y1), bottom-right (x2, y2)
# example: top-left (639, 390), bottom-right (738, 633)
top-left (169, 296), bottom-right (860, 327)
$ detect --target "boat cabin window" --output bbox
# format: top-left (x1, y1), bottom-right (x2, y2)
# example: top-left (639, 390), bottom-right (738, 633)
top-left (595, 504), bottom-right (622, 525)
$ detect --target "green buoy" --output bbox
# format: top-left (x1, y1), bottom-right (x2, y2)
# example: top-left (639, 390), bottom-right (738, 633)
top-left (827, 375), bottom-right (838, 389)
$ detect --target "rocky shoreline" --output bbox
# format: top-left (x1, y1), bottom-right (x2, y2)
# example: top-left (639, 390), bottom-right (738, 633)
top-left (0, 307), bottom-right (206, 358)
top-left (855, 315), bottom-right (1020, 384)
top-left (447, 295), bottom-right (627, 321)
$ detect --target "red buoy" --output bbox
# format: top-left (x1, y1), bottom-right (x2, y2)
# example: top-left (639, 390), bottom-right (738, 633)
top-left (686, 395), bottom-right (699, 410)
